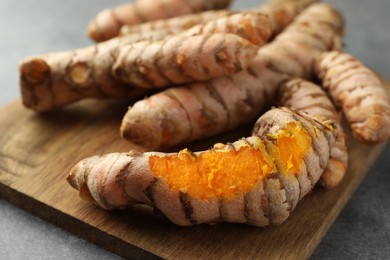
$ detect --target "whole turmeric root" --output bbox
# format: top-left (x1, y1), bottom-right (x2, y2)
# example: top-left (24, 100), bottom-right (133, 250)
top-left (119, 10), bottom-right (231, 37)
top-left (18, 10), bottom-right (274, 112)
top-left (68, 107), bottom-right (336, 226)
top-left (118, 0), bottom-right (318, 39)
top-left (276, 78), bottom-right (348, 188)
top-left (112, 12), bottom-right (274, 89)
top-left (88, 0), bottom-right (233, 42)
top-left (120, 3), bottom-right (344, 149)
top-left (252, 0), bottom-right (320, 33)
top-left (315, 51), bottom-right (390, 144)
top-left (18, 37), bottom-right (147, 112)
top-left (18, 0), bottom-right (315, 112)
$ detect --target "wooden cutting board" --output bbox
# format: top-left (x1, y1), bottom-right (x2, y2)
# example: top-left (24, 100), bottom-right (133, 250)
top-left (0, 78), bottom-right (389, 259)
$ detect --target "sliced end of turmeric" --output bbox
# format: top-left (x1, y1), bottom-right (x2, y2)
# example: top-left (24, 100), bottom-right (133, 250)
top-left (149, 122), bottom-right (312, 200)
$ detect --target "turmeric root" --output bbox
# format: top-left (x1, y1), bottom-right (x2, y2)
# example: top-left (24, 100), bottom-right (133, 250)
top-left (120, 3), bottom-right (344, 149)
top-left (68, 107), bottom-right (336, 226)
top-left (180, 11), bottom-right (276, 46)
top-left (17, 15), bottom-right (272, 111)
top-left (18, 0), bottom-right (315, 112)
top-left (253, 0), bottom-right (320, 33)
top-left (88, 0), bottom-right (233, 42)
top-left (315, 51), bottom-right (390, 144)
top-left (113, 33), bottom-right (260, 89)
top-left (119, 10), bottom-right (231, 37)
top-left (276, 78), bottom-right (348, 188)
top-left (18, 13), bottom-right (263, 112)
top-left (119, 0), bottom-right (318, 39)
top-left (112, 12), bottom-right (275, 89)
top-left (18, 36), bottom-right (148, 112)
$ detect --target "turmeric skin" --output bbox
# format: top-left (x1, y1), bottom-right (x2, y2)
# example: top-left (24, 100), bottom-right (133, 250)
top-left (19, 0), bottom-right (316, 112)
top-left (88, 0), bottom-right (233, 42)
top-left (112, 12), bottom-right (276, 89)
top-left (119, 10), bottom-right (231, 37)
top-left (118, 0), bottom-right (318, 39)
top-left (112, 32), bottom-right (262, 89)
top-left (179, 12), bottom-right (276, 47)
top-left (68, 107), bottom-right (336, 226)
top-left (252, 0), bottom-right (320, 33)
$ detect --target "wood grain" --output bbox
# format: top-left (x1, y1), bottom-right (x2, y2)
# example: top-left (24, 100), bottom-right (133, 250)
top-left (0, 78), bottom-right (389, 259)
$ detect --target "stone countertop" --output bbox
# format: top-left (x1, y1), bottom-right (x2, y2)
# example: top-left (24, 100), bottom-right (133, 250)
top-left (1, 0), bottom-right (389, 259)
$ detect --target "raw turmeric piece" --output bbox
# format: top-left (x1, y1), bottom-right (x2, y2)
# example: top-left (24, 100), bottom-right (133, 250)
top-left (120, 3), bottom-right (344, 149)
top-left (18, 36), bottom-right (147, 112)
top-left (315, 51), bottom-right (390, 144)
top-left (119, 0), bottom-right (318, 39)
top-left (276, 78), bottom-right (348, 188)
top-left (18, 10), bottom-right (272, 112)
top-left (113, 33), bottom-right (259, 89)
top-left (253, 0), bottom-right (319, 33)
top-left (88, 0), bottom-right (233, 42)
top-left (18, 0), bottom-right (316, 112)
top-left (119, 10), bottom-right (231, 37)
top-left (113, 12), bottom-right (275, 89)
top-left (179, 12), bottom-right (275, 46)
top-left (68, 107), bottom-right (336, 226)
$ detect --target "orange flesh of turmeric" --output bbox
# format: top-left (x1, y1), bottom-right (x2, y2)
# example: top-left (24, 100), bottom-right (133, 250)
top-left (267, 122), bottom-right (313, 175)
top-left (149, 122), bottom-right (312, 200)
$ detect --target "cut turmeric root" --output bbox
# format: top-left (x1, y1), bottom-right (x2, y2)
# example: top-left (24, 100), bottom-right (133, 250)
top-left (315, 51), bottom-right (390, 144)
top-left (68, 107), bottom-right (336, 226)
top-left (276, 78), bottom-right (348, 188)
top-left (88, 0), bottom-right (233, 42)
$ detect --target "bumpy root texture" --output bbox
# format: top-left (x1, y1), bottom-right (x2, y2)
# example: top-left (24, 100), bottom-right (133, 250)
top-left (68, 107), bottom-right (336, 226)
top-left (315, 51), bottom-right (390, 144)
top-left (18, 0), bottom-right (325, 112)
top-left (18, 10), bottom-right (274, 112)
top-left (119, 0), bottom-right (317, 43)
top-left (276, 78), bottom-right (348, 188)
top-left (113, 12), bottom-right (276, 89)
top-left (120, 3), bottom-right (345, 149)
top-left (253, 0), bottom-right (319, 33)
top-left (179, 11), bottom-right (276, 47)
top-left (120, 70), bottom-right (280, 150)
top-left (112, 29), bottom-right (267, 89)
top-left (119, 10), bottom-right (231, 37)
top-left (252, 2), bottom-right (344, 80)
top-left (18, 37), bottom-right (149, 112)
top-left (88, 0), bottom-right (233, 42)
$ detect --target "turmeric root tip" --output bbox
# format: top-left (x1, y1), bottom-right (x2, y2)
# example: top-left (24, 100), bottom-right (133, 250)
top-left (19, 57), bottom-right (53, 111)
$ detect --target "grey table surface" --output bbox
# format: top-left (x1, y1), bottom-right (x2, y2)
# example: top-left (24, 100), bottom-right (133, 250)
top-left (1, 0), bottom-right (389, 259)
